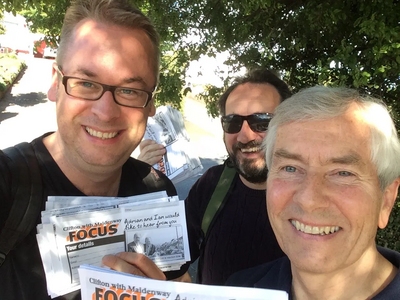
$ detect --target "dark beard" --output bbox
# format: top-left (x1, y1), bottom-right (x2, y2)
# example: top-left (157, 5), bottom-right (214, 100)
top-left (227, 140), bottom-right (268, 184)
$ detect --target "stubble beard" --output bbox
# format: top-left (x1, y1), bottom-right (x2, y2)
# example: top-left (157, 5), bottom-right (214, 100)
top-left (226, 140), bottom-right (268, 184)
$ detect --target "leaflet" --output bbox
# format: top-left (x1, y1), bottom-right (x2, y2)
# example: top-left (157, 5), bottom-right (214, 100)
top-left (46, 191), bottom-right (167, 209)
top-left (42, 195), bottom-right (171, 224)
top-left (36, 193), bottom-right (189, 299)
top-left (79, 264), bottom-right (289, 300)
top-left (144, 105), bottom-right (203, 184)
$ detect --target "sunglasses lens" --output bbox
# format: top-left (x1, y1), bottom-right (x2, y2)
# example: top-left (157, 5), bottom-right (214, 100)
top-left (249, 120), bottom-right (270, 132)
top-left (222, 114), bottom-right (273, 133)
top-left (248, 114), bottom-right (273, 132)
top-left (222, 115), bottom-right (242, 133)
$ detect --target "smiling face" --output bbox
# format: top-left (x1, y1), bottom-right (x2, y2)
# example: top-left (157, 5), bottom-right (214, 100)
top-left (266, 104), bottom-right (398, 274)
top-left (224, 82), bottom-right (281, 186)
top-left (47, 19), bottom-right (156, 171)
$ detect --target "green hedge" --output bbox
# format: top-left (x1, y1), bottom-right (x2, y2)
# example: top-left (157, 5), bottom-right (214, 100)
top-left (0, 53), bottom-right (26, 93)
top-left (376, 197), bottom-right (400, 252)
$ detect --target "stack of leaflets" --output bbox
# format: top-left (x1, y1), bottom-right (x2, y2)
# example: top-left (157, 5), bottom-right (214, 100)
top-left (79, 264), bottom-right (288, 300)
top-left (145, 105), bottom-right (203, 184)
top-left (36, 192), bottom-right (190, 298)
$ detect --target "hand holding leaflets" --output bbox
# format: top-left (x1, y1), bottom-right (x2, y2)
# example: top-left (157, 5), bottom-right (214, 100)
top-left (79, 264), bottom-right (289, 300)
top-left (144, 106), bottom-right (203, 184)
top-left (138, 139), bottom-right (167, 166)
top-left (36, 192), bottom-right (289, 299)
top-left (102, 251), bottom-right (166, 280)
top-left (36, 192), bottom-right (190, 298)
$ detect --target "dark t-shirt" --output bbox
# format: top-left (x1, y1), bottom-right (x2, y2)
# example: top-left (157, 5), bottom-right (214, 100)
top-left (0, 134), bottom-right (177, 300)
top-left (179, 163), bottom-right (284, 285)
top-left (226, 247), bottom-right (400, 300)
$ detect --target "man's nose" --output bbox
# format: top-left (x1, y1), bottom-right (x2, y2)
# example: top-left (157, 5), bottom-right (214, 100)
top-left (91, 91), bottom-right (121, 121)
top-left (236, 120), bottom-right (259, 143)
top-left (292, 173), bottom-right (329, 212)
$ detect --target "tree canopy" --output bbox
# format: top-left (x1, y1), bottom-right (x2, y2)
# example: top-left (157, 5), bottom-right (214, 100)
top-left (3, 0), bottom-right (399, 119)
top-left (0, 11), bottom-right (6, 35)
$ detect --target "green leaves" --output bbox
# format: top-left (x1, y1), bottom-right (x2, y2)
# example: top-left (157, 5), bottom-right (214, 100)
top-left (0, 53), bottom-right (26, 92)
top-left (3, 0), bottom-right (399, 114)
top-left (0, 11), bottom-right (6, 35)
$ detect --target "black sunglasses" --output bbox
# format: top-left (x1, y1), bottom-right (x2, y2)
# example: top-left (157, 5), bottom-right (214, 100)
top-left (221, 113), bottom-right (274, 134)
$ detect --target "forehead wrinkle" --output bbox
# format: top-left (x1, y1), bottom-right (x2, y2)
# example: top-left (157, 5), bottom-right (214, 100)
top-left (273, 148), bottom-right (365, 168)
top-left (273, 148), bottom-right (306, 163)
top-left (327, 153), bottom-right (362, 166)
top-left (73, 67), bottom-right (96, 78)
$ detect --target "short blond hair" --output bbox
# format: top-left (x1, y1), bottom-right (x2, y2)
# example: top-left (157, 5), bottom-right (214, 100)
top-left (56, 0), bottom-right (160, 84)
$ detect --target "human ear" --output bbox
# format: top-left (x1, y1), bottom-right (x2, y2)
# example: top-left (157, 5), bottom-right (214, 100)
top-left (47, 62), bottom-right (59, 102)
top-left (378, 178), bottom-right (400, 229)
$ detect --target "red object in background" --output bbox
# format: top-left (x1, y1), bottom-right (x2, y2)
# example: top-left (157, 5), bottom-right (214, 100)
top-left (16, 49), bottom-right (30, 55)
top-left (0, 47), bottom-right (14, 54)
top-left (34, 40), bottom-right (46, 58)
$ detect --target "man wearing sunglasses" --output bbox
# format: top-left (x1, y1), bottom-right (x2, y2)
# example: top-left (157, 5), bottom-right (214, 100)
top-left (0, 1), bottom-right (180, 299)
top-left (168, 68), bottom-right (292, 285)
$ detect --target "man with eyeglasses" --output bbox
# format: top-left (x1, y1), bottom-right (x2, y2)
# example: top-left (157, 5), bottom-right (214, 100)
top-left (0, 1), bottom-right (179, 299)
top-left (169, 68), bottom-right (292, 285)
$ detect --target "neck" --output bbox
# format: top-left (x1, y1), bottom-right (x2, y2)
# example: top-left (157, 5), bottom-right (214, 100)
top-left (291, 247), bottom-right (397, 300)
top-left (43, 133), bottom-right (123, 196)
top-left (239, 175), bottom-right (266, 190)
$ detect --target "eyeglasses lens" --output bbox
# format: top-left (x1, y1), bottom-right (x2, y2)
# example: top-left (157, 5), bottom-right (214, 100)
top-left (65, 77), bottom-right (149, 108)
top-left (66, 78), bottom-right (103, 99)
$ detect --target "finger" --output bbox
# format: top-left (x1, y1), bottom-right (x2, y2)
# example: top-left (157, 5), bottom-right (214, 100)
top-left (102, 253), bottom-right (166, 280)
top-left (143, 143), bottom-right (165, 153)
top-left (140, 139), bottom-right (156, 151)
top-left (116, 252), bottom-right (166, 280)
top-left (146, 148), bottom-right (166, 165)
top-left (102, 254), bottom-right (146, 277)
top-left (138, 145), bottom-right (166, 165)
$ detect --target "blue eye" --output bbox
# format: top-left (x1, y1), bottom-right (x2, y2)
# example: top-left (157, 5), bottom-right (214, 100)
top-left (338, 171), bottom-right (353, 176)
top-left (120, 88), bottom-right (135, 95)
top-left (82, 81), bottom-right (94, 88)
top-left (284, 166), bottom-right (296, 172)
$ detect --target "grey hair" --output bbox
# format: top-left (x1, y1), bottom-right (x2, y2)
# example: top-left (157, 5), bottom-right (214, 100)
top-left (264, 86), bottom-right (400, 190)
top-left (56, 0), bottom-right (160, 85)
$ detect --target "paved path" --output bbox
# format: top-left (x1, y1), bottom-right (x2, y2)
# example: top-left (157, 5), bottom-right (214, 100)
top-left (0, 56), bottom-right (56, 149)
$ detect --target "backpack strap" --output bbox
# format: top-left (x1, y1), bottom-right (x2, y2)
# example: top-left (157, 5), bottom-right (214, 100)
top-left (201, 162), bottom-right (237, 239)
top-left (196, 161), bottom-right (237, 282)
top-left (0, 142), bottom-right (43, 267)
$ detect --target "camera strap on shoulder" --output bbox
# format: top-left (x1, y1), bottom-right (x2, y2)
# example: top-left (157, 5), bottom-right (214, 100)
top-left (201, 162), bottom-right (237, 240)
top-left (0, 142), bottom-right (43, 267)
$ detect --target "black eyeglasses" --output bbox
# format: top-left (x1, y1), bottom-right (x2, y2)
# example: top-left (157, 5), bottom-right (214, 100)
top-left (221, 113), bottom-right (274, 134)
top-left (56, 66), bottom-right (153, 108)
